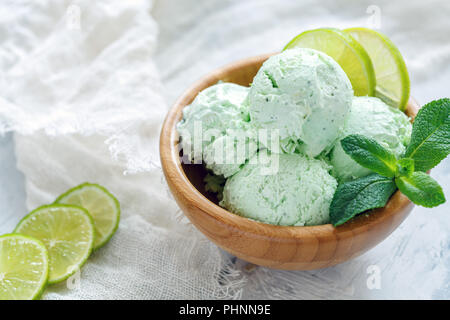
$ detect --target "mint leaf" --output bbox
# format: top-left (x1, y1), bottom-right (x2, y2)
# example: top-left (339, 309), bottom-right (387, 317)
top-left (404, 98), bottom-right (450, 171)
top-left (395, 172), bottom-right (445, 207)
top-left (330, 173), bottom-right (397, 226)
top-left (341, 134), bottom-right (397, 178)
top-left (396, 158), bottom-right (414, 177)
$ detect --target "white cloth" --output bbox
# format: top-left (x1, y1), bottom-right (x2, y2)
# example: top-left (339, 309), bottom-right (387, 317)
top-left (0, 0), bottom-right (449, 299)
top-left (0, 0), bottom-right (244, 300)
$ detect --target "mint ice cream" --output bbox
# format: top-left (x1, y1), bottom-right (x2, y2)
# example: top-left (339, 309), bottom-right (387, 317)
top-left (177, 82), bottom-right (256, 177)
top-left (247, 48), bottom-right (353, 157)
top-left (221, 152), bottom-right (337, 226)
top-left (203, 131), bottom-right (258, 178)
top-left (331, 96), bottom-right (412, 181)
top-left (176, 49), bottom-right (413, 228)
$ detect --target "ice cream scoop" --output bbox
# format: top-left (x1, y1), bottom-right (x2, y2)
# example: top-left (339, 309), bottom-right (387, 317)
top-left (221, 152), bottom-right (337, 226)
top-left (203, 130), bottom-right (258, 178)
top-left (177, 82), bottom-right (256, 177)
top-left (331, 96), bottom-right (412, 182)
top-left (247, 48), bottom-right (353, 157)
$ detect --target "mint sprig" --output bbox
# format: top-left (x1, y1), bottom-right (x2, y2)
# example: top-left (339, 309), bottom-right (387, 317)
top-left (331, 98), bottom-right (450, 226)
top-left (396, 158), bottom-right (414, 177)
top-left (341, 134), bottom-right (397, 178)
top-left (330, 174), bottom-right (397, 226)
top-left (395, 172), bottom-right (445, 208)
top-left (404, 98), bottom-right (450, 171)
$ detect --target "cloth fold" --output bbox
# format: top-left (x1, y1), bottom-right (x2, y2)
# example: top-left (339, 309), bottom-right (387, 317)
top-left (1, 0), bottom-right (246, 299)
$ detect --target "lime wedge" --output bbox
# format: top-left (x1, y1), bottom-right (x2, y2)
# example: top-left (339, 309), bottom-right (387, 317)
top-left (345, 27), bottom-right (410, 110)
top-left (14, 205), bottom-right (95, 284)
top-left (0, 234), bottom-right (49, 300)
top-left (55, 183), bottom-right (120, 250)
top-left (283, 28), bottom-right (376, 96)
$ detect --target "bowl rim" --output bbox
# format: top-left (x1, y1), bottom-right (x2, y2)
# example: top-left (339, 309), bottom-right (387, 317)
top-left (160, 53), bottom-right (418, 242)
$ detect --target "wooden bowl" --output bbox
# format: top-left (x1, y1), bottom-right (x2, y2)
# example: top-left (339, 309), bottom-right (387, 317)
top-left (160, 53), bottom-right (419, 270)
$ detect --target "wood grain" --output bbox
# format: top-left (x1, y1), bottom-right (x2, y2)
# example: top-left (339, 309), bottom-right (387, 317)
top-left (160, 53), bottom-right (419, 270)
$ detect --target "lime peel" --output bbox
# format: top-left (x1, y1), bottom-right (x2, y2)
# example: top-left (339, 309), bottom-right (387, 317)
top-left (0, 234), bottom-right (49, 300)
top-left (55, 183), bottom-right (121, 250)
top-left (283, 27), bottom-right (376, 96)
top-left (14, 204), bottom-right (95, 284)
top-left (344, 27), bottom-right (410, 111)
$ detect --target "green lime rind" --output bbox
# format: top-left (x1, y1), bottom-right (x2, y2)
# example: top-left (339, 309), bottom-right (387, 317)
top-left (344, 27), bottom-right (410, 111)
top-left (55, 183), bottom-right (121, 250)
top-left (14, 204), bottom-right (95, 285)
top-left (0, 233), bottom-right (49, 300)
top-left (283, 27), bottom-right (376, 96)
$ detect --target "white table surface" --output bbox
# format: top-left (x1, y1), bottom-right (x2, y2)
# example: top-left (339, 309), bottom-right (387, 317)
top-left (0, 133), bottom-right (27, 232)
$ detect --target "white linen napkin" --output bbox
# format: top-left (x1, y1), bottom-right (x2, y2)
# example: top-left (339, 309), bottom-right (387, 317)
top-left (0, 0), bottom-right (244, 299)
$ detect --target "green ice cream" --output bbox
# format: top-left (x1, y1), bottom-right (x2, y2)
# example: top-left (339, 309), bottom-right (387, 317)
top-left (221, 152), bottom-right (337, 226)
top-left (177, 82), bottom-right (257, 177)
top-left (331, 96), bottom-right (412, 182)
top-left (203, 131), bottom-right (258, 178)
top-left (247, 48), bottom-right (353, 157)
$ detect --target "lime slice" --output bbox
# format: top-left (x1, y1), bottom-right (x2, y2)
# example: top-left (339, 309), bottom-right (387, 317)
top-left (0, 234), bottom-right (49, 300)
top-left (55, 183), bottom-right (120, 250)
top-left (14, 205), bottom-right (95, 284)
top-left (345, 27), bottom-right (410, 110)
top-left (283, 28), bottom-right (376, 96)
